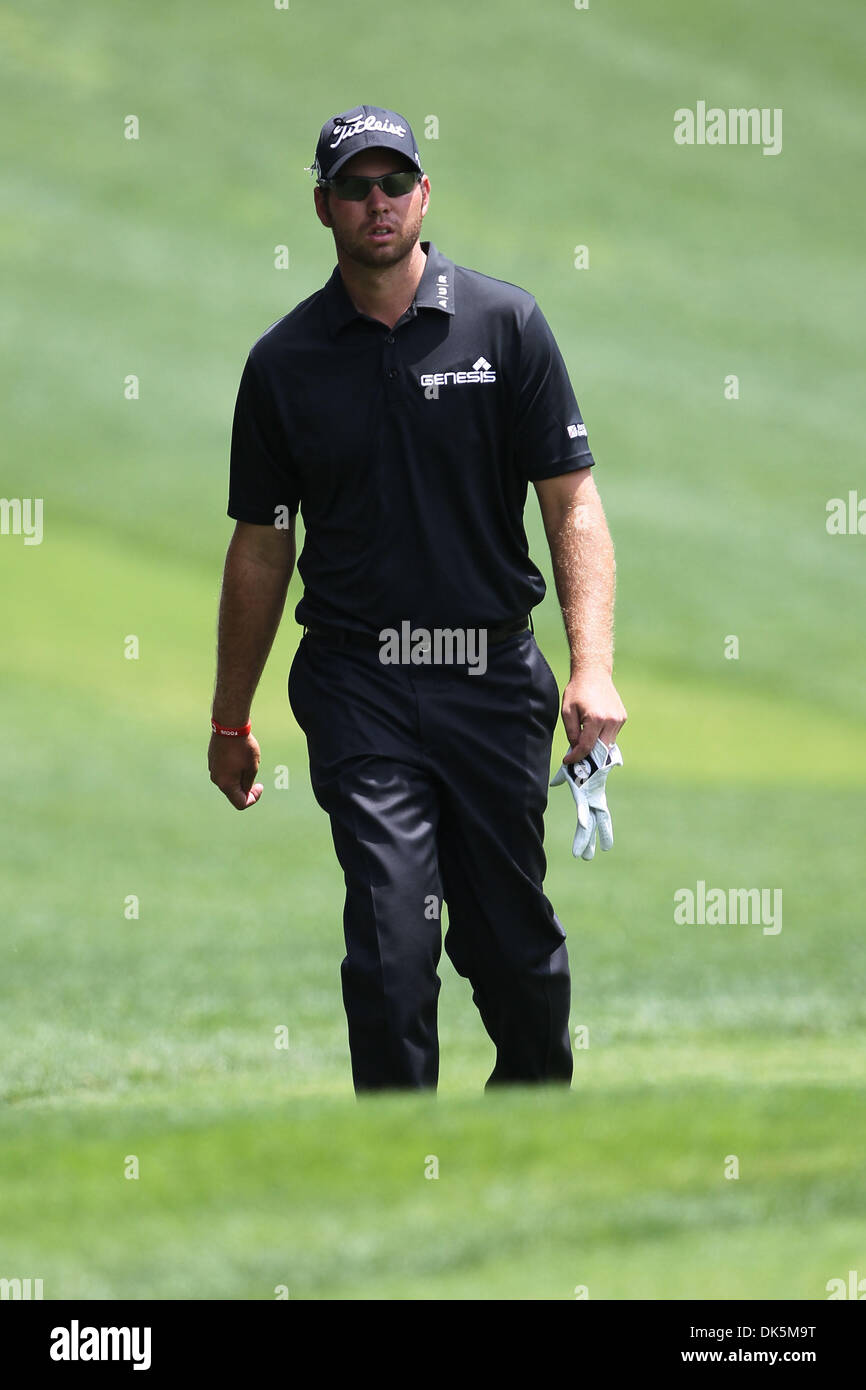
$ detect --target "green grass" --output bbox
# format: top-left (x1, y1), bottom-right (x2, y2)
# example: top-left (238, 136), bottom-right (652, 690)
top-left (3, 1088), bottom-right (865, 1300)
top-left (1, 0), bottom-right (864, 1300)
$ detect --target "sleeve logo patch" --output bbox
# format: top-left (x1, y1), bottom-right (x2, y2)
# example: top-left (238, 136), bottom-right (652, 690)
top-left (567, 423), bottom-right (587, 438)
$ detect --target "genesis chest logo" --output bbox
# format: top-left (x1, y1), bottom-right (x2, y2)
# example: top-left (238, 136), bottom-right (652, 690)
top-left (420, 355), bottom-right (497, 389)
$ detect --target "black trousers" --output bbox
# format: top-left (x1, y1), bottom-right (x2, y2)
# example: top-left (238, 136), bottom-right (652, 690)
top-left (287, 628), bottom-right (573, 1093)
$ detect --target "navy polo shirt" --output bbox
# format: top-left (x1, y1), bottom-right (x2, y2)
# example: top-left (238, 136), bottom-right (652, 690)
top-left (228, 240), bottom-right (594, 633)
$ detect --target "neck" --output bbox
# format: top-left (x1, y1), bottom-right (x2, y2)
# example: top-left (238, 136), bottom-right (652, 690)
top-left (337, 241), bottom-right (428, 329)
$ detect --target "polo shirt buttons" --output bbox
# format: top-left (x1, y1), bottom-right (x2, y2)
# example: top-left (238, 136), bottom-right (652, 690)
top-left (385, 335), bottom-right (395, 344)
top-left (387, 368), bottom-right (398, 378)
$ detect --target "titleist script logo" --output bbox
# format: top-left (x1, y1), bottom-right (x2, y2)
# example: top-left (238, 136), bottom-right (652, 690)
top-left (330, 113), bottom-right (407, 148)
top-left (420, 356), bottom-right (496, 388)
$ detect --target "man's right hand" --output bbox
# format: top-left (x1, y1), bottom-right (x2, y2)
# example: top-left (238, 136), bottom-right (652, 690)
top-left (208, 731), bottom-right (264, 810)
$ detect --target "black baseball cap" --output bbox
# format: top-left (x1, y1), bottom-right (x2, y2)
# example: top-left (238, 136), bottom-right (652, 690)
top-left (311, 105), bottom-right (423, 182)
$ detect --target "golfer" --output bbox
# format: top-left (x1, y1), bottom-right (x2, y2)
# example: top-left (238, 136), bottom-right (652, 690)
top-left (209, 106), bottom-right (627, 1092)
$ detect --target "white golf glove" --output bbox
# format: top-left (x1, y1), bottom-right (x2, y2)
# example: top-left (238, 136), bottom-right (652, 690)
top-left (550, 738), bottom-right (623, 860)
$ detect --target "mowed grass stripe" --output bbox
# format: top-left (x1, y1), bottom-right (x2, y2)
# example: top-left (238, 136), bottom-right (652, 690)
top-left (0, 1085), bottom-right (862, 1299)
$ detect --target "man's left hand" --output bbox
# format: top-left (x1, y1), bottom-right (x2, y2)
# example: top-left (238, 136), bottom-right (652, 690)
top-left (561, 667), bottom-right (627, 764)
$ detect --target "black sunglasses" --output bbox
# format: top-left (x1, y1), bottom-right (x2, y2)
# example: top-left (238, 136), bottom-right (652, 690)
top-left (319, 170), bottom-right (423, 201)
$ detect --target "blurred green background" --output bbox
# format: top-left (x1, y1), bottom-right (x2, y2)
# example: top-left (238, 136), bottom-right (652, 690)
top-left (1, 0), bottom-right (864, 1299)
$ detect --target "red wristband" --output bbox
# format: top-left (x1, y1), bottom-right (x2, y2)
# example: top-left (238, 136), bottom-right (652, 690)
top-left (211, 718), bottom-right (251, 737)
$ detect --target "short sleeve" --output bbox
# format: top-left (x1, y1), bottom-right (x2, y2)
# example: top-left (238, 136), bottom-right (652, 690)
top-left (227, 353), bottom-right (301, 524)
top-left (514, 303), bottom-right (595, 481)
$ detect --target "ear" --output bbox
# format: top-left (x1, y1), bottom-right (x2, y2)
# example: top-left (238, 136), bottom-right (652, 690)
top-left (313, 186), bottom-right (332, 228)
top-left (420, 174), bottom-right (431, 218)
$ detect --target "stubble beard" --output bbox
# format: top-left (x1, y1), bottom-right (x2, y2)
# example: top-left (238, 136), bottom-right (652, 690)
top-left (332, 202), bottom-right (424, 270)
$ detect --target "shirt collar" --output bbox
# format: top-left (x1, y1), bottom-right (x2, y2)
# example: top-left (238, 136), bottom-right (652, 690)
top-left (323, 241), bottom-right (456, 337)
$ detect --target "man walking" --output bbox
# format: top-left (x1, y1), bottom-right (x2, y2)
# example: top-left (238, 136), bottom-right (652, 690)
top-left (209, 106), bottom-right (626, 1093)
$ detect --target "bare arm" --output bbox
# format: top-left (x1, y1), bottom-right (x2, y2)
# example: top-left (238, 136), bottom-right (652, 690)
top-left (533, 468), bottom-right (627, 763)
top-left (208, 518), bottom-right (296, 809)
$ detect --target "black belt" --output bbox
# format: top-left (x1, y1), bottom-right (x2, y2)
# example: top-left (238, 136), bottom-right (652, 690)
top-left (302, 616), bottom-right (531, 648)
